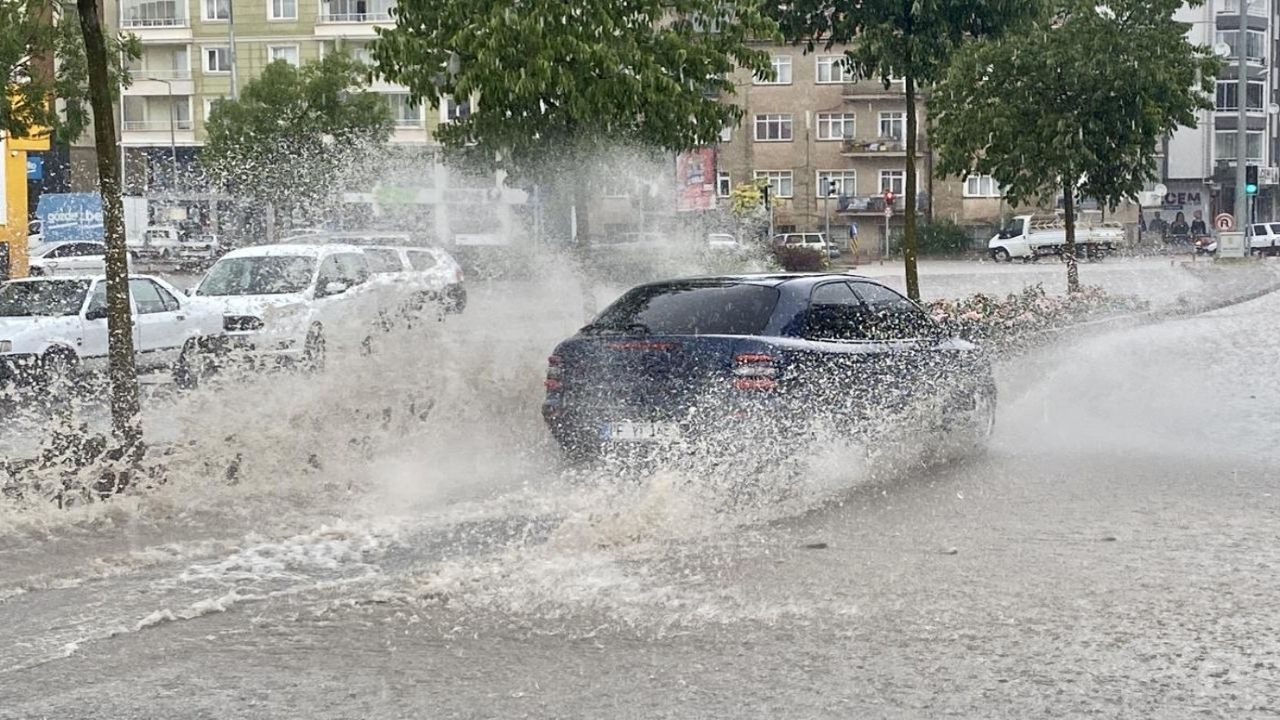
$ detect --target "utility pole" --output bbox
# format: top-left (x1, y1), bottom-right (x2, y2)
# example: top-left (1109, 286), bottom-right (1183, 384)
top-left (1234, 0), bottom-right (1248, 239)
top-left (228, 0), bottom-right (238, 100)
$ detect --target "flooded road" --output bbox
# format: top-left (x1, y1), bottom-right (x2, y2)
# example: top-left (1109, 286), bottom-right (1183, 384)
top-left (2, 262), bottom-right (1279, 719)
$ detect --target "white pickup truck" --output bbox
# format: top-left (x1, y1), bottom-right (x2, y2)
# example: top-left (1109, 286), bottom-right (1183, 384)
top-left (989, 214), bottom-right (1125, 262)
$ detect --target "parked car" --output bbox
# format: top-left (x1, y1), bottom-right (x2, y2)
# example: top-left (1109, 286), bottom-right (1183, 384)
top-left (1248, 222), bottom-right (1280, 256)
top-left (192, 244), bottom-right (394, 369)
top-left (542, 273), bottom-right (995, 462)
top-left (360, 245), bottom-right (467, 314)
top-left (27, 241), bottom-right (109, 277)
top-left (0, 274), bottom-right (223, 390)
top-left (127, 225), bottom-right (183, 261)
top-left (773, 232), bottom-right (842, 259)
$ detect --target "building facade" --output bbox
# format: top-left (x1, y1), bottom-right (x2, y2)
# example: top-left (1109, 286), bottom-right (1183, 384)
top-left (108, 0), bottom-right (441, 196)
top-left (1165, 0), bottom-right (1278, 228)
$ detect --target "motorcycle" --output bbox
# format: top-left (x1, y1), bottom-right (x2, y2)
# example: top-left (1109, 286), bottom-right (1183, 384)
top-left (1193, 234), bottom-right (1217, 256)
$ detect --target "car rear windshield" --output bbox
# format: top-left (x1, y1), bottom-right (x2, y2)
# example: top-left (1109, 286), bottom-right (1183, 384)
top-left (586, 282), bottom-right (780, 336)
top-left (196, 256), bottom-right (317, 296)
top-left (0, 280), bottom-right (90, 317)
top-left (364, 248), bottom-right (404, 274)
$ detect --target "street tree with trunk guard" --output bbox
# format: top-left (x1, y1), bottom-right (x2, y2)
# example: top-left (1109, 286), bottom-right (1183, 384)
top-left (371, 0), bottom-right (777, 245)
top-left (768, 0), bottom-right (1039, 300)
top-left (929, 0), bottom-right (1216, 293)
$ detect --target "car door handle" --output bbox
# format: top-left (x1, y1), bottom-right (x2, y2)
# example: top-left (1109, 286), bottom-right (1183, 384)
top-left (175, 314), bottom-right (186, 321)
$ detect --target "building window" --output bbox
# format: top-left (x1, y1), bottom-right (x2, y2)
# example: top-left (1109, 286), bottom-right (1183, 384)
top-left (815, 55), bottom-right (854, 84)
top-left (203, 97), bottom-right (226, 121)
top-left (1215, 130), bottom-right (1265, 162)
top-left (203, 46), bottom-right (230, 73)
top-left (269, 0), bottom-right (297, 20)
top-left (964, 174), bottom-right (1002, 198)
top-left (817, 170), bottom-right (856, 198)
top-left (755, 55), bottom-right (792, 85)
top-left (753, 113), bottom-right (793, 142)
top-left (353, 46), bottom-right (374, 65)
top-left (754, 170), bottom-right (793, 199)
top-left (717, 172), bottom-right (731, 197)
top-left (1216, 29), bottom-right (1266, 62)
top-left (816, 112), bottom-right (855, 141)
top-left (442, 96), bottom-right (470, 123)
top-left (719, 125), bottom-right (732, 143)
top-left (203, 0), bottom-right (228, 21)
top-left (878, 111), bottom-right (904, 140)
top-left (172, 97), bottom-right (192, 129)
top-left (601, 178), bottom-right (631, 199)
top-left (268, 45), bottom-right (300, 66)
top-left (879, 169), bottom-right (905, 195)
top-left (1215, 80), bottom-right (1265, 112)
top-left (386, 93), bottom-right (422, 128)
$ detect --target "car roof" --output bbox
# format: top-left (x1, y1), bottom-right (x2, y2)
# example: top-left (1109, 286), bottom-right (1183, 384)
top-left (220, 243), bottom-right (364, 259)
top-left (639, 272), bottom-right (873, 289)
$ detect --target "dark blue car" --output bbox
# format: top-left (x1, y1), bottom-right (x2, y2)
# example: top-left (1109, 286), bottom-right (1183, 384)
top-left (542, 273), bottom-right (995, 461)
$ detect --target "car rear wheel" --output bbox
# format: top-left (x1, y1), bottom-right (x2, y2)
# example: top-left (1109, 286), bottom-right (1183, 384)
top-left (173, 339), bottom-right (202, 390)
top-left (302, 325), bottom-right (325, 373)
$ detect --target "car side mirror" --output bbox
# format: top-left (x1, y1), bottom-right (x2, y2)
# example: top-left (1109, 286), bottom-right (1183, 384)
top-left (85, 306), bottom-right (108, 321)
top-left (320, 280), bottom-right (349, 297)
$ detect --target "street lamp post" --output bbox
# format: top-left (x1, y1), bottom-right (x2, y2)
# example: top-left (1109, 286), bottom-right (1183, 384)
top-left (822, 179), bottom-right (835, 247)
top-left (228, 0), bottom-right (239, 100)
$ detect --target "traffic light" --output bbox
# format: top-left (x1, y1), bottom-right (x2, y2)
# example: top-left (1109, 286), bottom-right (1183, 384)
top-left (1246, 164), bottom-right (1259, 195)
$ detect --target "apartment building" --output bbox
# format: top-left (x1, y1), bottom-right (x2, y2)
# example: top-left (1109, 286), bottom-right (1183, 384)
top-left (714, 46), bottom-right (963, 253)
top-left (107, 0), bottom-right (439, 195)
top-left (1164, 0), bottom-right (1278, 225)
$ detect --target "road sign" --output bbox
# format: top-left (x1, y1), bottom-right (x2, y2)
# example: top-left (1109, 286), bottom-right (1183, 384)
top-left (883, 206), bottom-right (893, 219)
top-left (1214, 212), bottom-right (1235, 231)
top-left (26, 156), bottom-right (43, 180)
top-left (882, 190), bottom-right (895, 205)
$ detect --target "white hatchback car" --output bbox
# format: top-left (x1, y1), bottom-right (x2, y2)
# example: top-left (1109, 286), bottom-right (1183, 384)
top-left (192, 244), bottom-right (398, 368)
top-left (0, 274), bottom-right (224, 390)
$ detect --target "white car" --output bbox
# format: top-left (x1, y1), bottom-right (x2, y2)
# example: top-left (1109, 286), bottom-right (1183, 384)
top-left (772, 232), bottom-right (842, 258)
top-left (192, 244), bottom-right (397, 368)
top-left (1248, 222), bottom-right (1280, 256)
top-left (361, 245), bottom-right (467, 314)
top-left (0, 274), bottom-right (223, 390)
top-left (27, 241), bottom-right (108, 277)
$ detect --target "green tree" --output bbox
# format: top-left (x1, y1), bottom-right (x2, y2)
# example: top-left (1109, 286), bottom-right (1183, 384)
top-left (372, 0), bottom-right (777, 244)
top-left (202, 53), bottom-right (393, 237)
top-left (769, 0), bottom-right (1039, 300)
top-left (930, 0), bottom-right (1216, 292)
top-left (1, 0), bottom-right (138, 144)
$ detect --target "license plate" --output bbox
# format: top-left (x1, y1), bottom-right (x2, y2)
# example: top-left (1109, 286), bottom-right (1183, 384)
top-left (599, 421), bottom-right (679, 443)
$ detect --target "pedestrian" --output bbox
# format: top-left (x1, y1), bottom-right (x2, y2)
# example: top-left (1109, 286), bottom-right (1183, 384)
top-left (1189, 209), bottom-right (1207, 238)
top-left (1148, 211), bottom-right (1169, 240)
top-left (1169, 211), bottom-right (1190, 245)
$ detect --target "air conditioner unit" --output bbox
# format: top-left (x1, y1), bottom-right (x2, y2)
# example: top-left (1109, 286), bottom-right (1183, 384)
top-left (1259, 166), bottom-right (1279, 185)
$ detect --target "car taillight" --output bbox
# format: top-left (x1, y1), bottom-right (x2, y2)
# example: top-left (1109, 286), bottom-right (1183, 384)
top-left (733, 353), bottom-right (777, 391)
top-left (545, 354), bottom-right (563, 391)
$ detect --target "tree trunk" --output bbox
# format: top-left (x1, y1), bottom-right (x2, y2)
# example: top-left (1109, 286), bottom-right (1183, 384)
top-left (77, 0), bottom-right (142, 452)
top-left (903, 74), bottom-right (920, 301)
top-left (1062, 179), bottom-right (1080, 294)
top-left (572, 172), bottom-right (591, 247)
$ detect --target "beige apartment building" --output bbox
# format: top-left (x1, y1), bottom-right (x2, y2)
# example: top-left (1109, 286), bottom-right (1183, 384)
top-left (714, 45), bottom-right (1009, 253)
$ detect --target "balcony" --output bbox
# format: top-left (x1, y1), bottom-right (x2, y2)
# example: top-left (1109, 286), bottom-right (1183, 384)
top-left (841, 79), bottom-right (905, 100)
top-left (125, 69), bottom-right (194, 97)
top-left (840, 136), bottom-right (917, 156)
top-left (123, 119), bottom-right (194, 132)
top-left (315, 1), bottom-right (393, 36)
top-left (121, 15), bottom-right (187, 28)
top-left (837, 194), bottom-right (928, 215)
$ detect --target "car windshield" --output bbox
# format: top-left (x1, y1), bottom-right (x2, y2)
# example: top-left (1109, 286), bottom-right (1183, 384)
top-left (585, 282), bottom-right (780, 336)
top-left (196, 256), bottom-right (317, 296)
top-left (0, 280), bottom-right (90, 317)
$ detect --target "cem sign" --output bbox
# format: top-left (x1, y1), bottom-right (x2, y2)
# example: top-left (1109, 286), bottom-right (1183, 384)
top-left (1161, 191), bottom-right (1201, 210)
